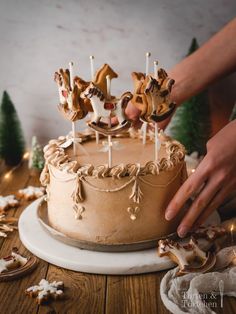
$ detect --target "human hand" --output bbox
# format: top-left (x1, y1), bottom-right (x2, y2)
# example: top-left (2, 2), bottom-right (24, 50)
top-left (165, 120), bottom-right (236, 238)
top-left (124, 101), bottom-right (175, 130)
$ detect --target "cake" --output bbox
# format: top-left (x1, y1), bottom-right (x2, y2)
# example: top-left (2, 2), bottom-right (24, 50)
top-left (39, 60), bottom-right (187, 251)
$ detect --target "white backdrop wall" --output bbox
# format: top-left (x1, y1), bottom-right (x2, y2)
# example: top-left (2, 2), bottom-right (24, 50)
top-left (0, 0), bottom-right (235, 145)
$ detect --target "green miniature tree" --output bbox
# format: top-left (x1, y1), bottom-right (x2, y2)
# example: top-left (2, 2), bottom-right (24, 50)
top-left (0, 91), bottom-right (25, 165)
top-left (169, 38), bottom-right (211, 156)
top-left (29, 136), bottom-right (44, 170)
top-left (229, 103), bottom-right (236, 121)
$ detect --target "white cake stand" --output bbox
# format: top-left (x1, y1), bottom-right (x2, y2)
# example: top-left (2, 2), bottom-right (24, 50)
top-left (19, 198), bottom-right (221, 275)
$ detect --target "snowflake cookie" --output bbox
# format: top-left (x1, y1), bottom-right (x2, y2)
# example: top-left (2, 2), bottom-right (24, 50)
top-left (0, 195), bottom-right (19, 212)
top-left (25, 279), bottom-right (64, 304)
top-left (18, 186), bottom-right (45, 201)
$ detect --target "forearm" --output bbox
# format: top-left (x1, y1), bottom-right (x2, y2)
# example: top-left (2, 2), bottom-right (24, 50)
top-left (169, 18), bottom-right (236, 106)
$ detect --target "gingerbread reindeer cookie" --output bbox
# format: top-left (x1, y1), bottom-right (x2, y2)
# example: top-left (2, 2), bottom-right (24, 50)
top-left (157, 237), bottom-right (216, 276)
top-left (54, 68), bottom-right (90, 121)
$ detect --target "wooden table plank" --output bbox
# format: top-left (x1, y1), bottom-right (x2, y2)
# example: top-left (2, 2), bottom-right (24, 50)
top-left (106, 271), bottom-right (170, 314)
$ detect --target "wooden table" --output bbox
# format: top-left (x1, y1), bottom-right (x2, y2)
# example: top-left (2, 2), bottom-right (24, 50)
top-left (0, 162), bottom-right (235, 314)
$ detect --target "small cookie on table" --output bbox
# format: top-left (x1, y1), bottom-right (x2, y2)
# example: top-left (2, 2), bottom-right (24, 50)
top-left (25, 279), bottom-right (64, 304)
top-left (18, 186), bottom-right (45, 201)
top-left (0, 195), bottom-right (19, 213)
top-left (0, 247), bottom-right (28, 274)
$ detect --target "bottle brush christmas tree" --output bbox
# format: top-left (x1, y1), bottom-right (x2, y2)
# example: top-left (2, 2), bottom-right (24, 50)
top-left (169, 38), bottom-right (211, 156)
top-left (29, 136), bottom-right (44, 171)
top-left (0, 91), bottom-right (25, 165)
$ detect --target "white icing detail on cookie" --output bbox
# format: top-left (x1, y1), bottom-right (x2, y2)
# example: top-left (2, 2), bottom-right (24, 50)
top-left (26, 279), bottom-right (64, 302)
top-left (0, 250), bottom-right (28, 273)
top-left (0, 195), bottom-right (19, 211)
top-left (18, 186), bottom-right (45, 200)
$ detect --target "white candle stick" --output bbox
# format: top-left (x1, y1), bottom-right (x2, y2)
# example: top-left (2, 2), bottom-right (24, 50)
top-left (154, 61), bottom-right (158, 80)
top-left (106, 75), bottom-right (113, 167)
top-left (89, 55), bottom-right (99, 144)
top-left (69, 61), bottom-right (74, 91)
top-left (154, 123), bottom-right (159, 161)
top-left (142, 52), bottom-right (151, 145)
top-left (108, 135), bottom-right (112, 168)
top-left (141, 122), bottom-right (147, 145)
top-left (69, 61), bottom-right (76, 156)
top-left (89, 55), bottom-right (95, 80)
top-left (106, 75), bottom-right (111, 99)
top-left (145, 52), bottom-right (151, 77)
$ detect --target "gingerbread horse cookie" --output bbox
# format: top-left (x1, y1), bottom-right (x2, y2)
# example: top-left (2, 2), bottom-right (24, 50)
top-left (158, 237), bottom-right (216, 276)
top-left (0, 247), bottom-right (28, 274)
top-left (131, 68), bottom-right (176, 123)
top-left (54, 69), bottom-right (90, 121)
top-left (81, 64), bottom-right (133, 135)
top-left (92, 63), bottom-right (118, 99)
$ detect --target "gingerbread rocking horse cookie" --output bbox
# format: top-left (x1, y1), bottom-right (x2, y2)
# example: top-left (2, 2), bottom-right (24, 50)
top-left (131, 68), bottom-right (176, 123)
top-left (158, 237), bottom-right (216, 276)
top-left (54, 68), bottom-right (90, 122)
top-left (81, 64), bottom-right (133, 136)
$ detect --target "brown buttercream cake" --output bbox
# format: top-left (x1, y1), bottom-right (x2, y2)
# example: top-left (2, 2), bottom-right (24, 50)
top-left (40, 129), bottom-right (187, 251)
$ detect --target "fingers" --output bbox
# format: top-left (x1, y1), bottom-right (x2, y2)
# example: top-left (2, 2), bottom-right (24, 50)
top-left (165, 161), bottom-right (208, 221)
top-left (157, 114), bottom-right (173, 130)
top-left (195, 184), bottom-right (233, 227)
top-left (176, 177), bottom-right (221, 237)
top-left (125, 102), bottom-right (141, 121)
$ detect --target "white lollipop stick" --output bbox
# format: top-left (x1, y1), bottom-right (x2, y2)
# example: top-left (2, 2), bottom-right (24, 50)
top-left (154, 124), bottom-right (159, 161)
top-left (145, 52), bottom-right (151, 77)
top-left (154, 60), bottom-right (159, 160)
top-left (89, 55), bottom-right (95, 80)
top-left (90, 55), bottom-right (99, 144)
top-left (154, 61), bottom-right (158, 80)
top-left (69, 61), bottom-right (76, 156)
top-left (142, 52), bottom-right (151, 145)
top-left (106, 75), bottom-right (112, 167)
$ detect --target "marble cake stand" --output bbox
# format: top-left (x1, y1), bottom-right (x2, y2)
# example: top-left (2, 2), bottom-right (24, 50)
top-left (19, 198), bottom-right (221, 275)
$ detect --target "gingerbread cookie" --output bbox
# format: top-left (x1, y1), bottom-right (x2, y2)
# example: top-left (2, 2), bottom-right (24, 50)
top-left (0, 214), bottom-right (18, 238)
top-left (18, 186), bottom-right (45, 201)
top-left (92, 63), bottom-right (118, 98)
top-left (158, 237), bottom-right (216, 276)
top-left (192, 225), bottom-right (226, 241)
top-left (81, 83), bottom-right (132, 136)
top-left (0, 247), bottom-right (28, 274)
top-left (131, 68), bottom-right (176, 123)
top-left (54, 69), bottom-right (89, 121)
top-left (0, 195), bottom-right (19, 212)
top-left (25, 279), bottom-right (64, 304)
